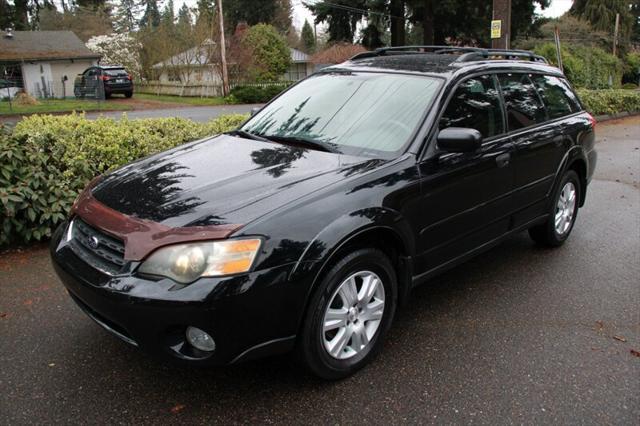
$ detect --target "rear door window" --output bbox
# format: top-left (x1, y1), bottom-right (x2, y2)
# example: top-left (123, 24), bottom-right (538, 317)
top-left (439, 74), bottom-right (504, 139)
top-left (531, 75), bottom-right (581, 119)
top-left (498, 73), bottom-right (547, 131)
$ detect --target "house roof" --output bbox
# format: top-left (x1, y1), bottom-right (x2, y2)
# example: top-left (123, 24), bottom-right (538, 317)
top-left (0, 31), bottom-right (101, 62)
top-left (152, 45), bottom-right (215, 69)
top-left (153, 46), bottom-right (310, 68)
top-left (290, 48), bottom-right (310, 63)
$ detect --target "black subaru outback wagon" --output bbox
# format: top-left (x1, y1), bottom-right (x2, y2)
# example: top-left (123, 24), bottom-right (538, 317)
top-left (51, 46), bottom-right (596, 379)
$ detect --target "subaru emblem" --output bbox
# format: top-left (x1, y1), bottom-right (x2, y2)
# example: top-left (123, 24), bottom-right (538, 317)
top-left (88, 236), bottom-right (99, 249)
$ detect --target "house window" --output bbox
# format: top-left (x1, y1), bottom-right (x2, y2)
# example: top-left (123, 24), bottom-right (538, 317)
top-left (285, 63), bottom-right (307, 81)
top-left (167, 68), bottom-right (181, 82)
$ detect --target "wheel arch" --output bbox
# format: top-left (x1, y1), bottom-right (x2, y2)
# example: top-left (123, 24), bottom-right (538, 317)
top-left (554, 146), bottom-right (588, 207)
top-left (294, 208), bottom-right (415, 334)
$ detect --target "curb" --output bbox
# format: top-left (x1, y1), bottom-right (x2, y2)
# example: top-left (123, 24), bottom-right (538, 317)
top-left (594, 111), bottom-right (640, 123)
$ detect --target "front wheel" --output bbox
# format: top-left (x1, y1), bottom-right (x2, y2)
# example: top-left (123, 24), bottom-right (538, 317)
top-left (297, 248), bottom-right (397, 380)
top-left (125, 91), bottom-right (133, 98)
top-left (529, 170), bottom-right (581, 247)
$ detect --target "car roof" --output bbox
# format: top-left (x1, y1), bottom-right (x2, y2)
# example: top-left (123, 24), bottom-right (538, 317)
top-left (321, 47), bottom-right (564, 79)
top-left (98, 65), bottom-right (126, 69)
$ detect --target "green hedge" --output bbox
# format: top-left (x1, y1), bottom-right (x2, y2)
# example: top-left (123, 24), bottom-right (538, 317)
top-left (0, 113), bottom-right (247, 246)
top-left (229, 84), bottom-right (290, 104)
top-left (577, 89), bottom-right (640, 115)
top-left (534, 43), bottom-right (623, 89)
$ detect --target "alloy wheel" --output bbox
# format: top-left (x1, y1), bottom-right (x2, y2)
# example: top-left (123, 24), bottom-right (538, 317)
top-left (322, 271), bottom-right (385, 360)
top-left (555, 181), bottom-right (577, 235)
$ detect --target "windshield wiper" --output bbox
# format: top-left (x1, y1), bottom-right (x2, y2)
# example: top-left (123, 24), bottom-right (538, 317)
top-left (261, 135), bottom-right (341, 154)
top-left (227, 129), bottom-right (271, 142)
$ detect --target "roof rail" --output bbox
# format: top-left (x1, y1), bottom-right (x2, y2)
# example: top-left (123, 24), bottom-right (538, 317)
top-left (350, 45), bottom-right (548, 64)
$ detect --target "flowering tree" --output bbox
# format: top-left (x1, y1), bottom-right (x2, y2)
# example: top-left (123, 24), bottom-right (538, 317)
top-left (86, 34), bottom-right (143, 79)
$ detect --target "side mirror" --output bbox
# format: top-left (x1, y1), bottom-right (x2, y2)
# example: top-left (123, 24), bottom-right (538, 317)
top-left (250, 107), bottom-right (261, 117)
top-left (437, 127), bottom-right (482, 153)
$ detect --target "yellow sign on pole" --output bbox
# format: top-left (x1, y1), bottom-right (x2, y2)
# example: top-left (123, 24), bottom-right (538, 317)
top-left (491, 20), bottom-right (502, 39)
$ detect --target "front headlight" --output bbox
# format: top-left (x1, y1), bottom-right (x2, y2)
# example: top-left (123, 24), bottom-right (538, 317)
top-left (137, 239), bottom-right (262, 284)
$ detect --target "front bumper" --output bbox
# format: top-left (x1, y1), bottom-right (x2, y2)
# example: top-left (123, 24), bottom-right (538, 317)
top-left (50, 222), bottom-right (313, 365)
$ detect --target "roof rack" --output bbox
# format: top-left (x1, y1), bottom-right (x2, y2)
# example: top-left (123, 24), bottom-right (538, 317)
top-left (350, 45), bottom-right (548, 64)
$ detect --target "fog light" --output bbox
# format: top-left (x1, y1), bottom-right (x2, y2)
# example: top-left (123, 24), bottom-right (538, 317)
top-left (186, 326), bottom-right (216, 352)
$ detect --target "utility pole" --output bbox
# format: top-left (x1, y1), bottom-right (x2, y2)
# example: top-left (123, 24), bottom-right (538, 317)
top-left (613, 13), bottom-right (620, 56)
top-left (491, 0), bottom-right (511, 49)
top-left (218, 0), bottom-right (230, 97)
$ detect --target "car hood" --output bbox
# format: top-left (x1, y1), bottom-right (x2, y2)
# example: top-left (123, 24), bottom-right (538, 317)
top-left (92, 134), bottom-right (383, 228)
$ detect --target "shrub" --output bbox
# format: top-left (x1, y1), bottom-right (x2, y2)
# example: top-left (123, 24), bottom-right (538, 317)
top-left (230, 84), bottom-right (290, 103)
top-left (622, 83), bottom-right (638, 89)
top-left (1, 113), bottom-right (247, 246)
top-left (577, 89), bottom-right (640, 115)
top-left (534, 43), bottom-right (624, 89)
top-left (241, 24), bottom-right (292, 83)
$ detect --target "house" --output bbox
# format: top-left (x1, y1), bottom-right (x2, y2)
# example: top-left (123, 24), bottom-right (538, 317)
top-left (152, 46), bottom-right (314, 85)
top-left (0, 29), bottom-right (101, 98)
top-left (152, 39), bottom-right (222, 85)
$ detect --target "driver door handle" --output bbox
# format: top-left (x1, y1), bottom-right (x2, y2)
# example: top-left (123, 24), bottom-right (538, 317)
top-left (496, 152), bottom-right (511, 168)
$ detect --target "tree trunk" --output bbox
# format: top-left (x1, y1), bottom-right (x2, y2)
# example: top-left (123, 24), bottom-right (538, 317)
top-left (390, 0), bottom-right (405, 46)
top-left (422, 0), bottom-right (434, 45)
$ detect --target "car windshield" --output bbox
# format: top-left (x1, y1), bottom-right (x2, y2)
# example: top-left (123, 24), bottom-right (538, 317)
top-left (241, 72), bottom-right (442, 157)
top-left (104, 69), bottom-right (127, 76)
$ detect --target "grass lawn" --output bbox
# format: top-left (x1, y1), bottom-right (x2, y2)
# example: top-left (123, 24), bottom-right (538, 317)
top-left (134, 93), bottom-right (228, 106)
top-left (0, 99), bottom-right (132, 116)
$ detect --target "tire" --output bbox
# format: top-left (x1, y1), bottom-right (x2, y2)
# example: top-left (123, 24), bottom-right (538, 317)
top-left (125, 91), bottom-right (133, 98)
top-left (74, 88), bottom-right (83, 99)
top-left (529, 170), bottom-right (581, 247)
top-left (297, 248), bottom-right (397, 380)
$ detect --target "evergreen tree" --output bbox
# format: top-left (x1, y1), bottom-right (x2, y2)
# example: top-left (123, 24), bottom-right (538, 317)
top-left (113, 0), bottom-right (139, 32)
top-left (304, 0), bottom-right (367, 43)
top-left (162, 0), bottom-right (176, 26)
top-left (0, 0), bottom-right (14, 30)
top-left (139, 0), bottom-right (161, 29)
top-left (301, 19), bottom-right (315, 52)
top-left (571, 0), bottom-right (634, 35)
top-left (177, 3), bottom-right (192, 30)
top-left (224, 0), bottom-right (292, 33)
top-left (12, 0), bottom-right (30, 30)
top-left (196, 0), bottom-right (215, 27)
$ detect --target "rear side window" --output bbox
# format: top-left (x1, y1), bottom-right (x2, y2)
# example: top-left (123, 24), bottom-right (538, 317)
top-left (439, 75), bottom-right (504, 138)
top-left (498, 73), bottom-right (547, 131)
top-left (531, 75), bottom-right (581, 118)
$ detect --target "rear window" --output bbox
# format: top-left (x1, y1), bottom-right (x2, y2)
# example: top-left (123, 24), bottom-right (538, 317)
top-left (104, 69), bottom-right (127, 77)
top-left (498, 73), bottom-right (547, 131)
top-left (531, 75), bottom-right (581, 119)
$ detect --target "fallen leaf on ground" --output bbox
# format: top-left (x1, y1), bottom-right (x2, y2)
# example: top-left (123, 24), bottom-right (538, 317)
top-left (48, 363), bottom-right (55, 367)
top-left (0, 313), bottom-right (7, 318)
top-left (631, 349), bottom-right (640, 358)
top-left (170, 404), bottom-right (186, 414)
top-left (613, 335), bottom-right (627, 342)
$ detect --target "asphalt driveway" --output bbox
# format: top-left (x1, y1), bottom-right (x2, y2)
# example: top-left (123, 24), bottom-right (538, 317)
top-left (0, 117), bottom-right (638, 424)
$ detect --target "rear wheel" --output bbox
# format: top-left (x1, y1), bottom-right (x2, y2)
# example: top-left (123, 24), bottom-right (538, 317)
top-left (74, 87), bottom-right (83, 99)
top-left (297, 248), bottom-right (397, 380)
top-left (529, 170), bottom-right (580, 247)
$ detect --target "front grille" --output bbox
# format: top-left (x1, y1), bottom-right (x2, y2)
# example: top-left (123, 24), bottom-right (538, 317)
top-left (68, 218), bottom-right (126, 275)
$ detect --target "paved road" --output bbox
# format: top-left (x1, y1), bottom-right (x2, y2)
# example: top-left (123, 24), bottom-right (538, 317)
top-left (0, 103), bottom-right (261, 125)
top-left (84, 103), bottom-right (262, 122)
top-left (1, 118), bottom-right (638, 424)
